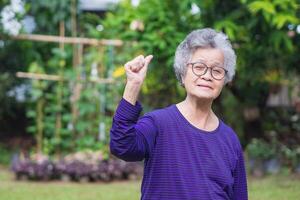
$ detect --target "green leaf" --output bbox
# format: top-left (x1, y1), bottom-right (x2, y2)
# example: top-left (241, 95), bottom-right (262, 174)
top-left (214, 20), bottom-right (239, 40)
top-left (248, 1), bottom-right (276, 15)
top-left (26, 126), bottom-right (36, 134)
top-left (272, 14), bottom-right (299, 29)
top-left (31, 90), bottom-right (43, 99)
top-left (26, 110), bottom-right (36, 118)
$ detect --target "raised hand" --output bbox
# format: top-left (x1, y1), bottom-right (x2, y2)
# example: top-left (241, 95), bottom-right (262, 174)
top-left (122, 55), bottom-right (153, 105)
top-left (124, 55), bottom-right (153, 85)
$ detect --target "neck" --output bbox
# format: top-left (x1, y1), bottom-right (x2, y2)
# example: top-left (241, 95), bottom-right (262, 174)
top-left (177, 95), bottom-right (217, 131)
top-left (184, 95), bottom-right (213, 113)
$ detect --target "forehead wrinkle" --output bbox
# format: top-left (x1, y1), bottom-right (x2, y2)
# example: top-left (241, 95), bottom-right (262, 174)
top-left (191, 57), bottom-right (223, 66)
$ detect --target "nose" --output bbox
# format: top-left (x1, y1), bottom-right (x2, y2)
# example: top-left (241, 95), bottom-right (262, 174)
top-left (200, 68), bottom-right (213, 81)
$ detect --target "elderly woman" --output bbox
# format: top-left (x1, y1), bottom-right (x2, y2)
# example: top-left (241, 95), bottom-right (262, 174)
top-left (110, 28), bottom-right (248, 200)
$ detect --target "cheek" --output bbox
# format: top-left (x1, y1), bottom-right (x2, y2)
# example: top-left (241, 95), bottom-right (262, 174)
top-left (214, 83), bottom-right (224, 95)
top-left (183, 70), bottom-right (198, 84)
top-left (183, 77), bottom-right (197, 90)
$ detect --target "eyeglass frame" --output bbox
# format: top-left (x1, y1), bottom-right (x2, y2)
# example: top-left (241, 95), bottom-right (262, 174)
top-left (187, 61), bottom-right (228, 80)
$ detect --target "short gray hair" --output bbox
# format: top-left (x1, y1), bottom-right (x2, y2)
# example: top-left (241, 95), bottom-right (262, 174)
top-left (173, 28), bottom-right (236, 85)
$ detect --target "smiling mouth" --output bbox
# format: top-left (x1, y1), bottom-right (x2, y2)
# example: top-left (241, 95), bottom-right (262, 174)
top-left (197, 85), bottom-right (213, 89)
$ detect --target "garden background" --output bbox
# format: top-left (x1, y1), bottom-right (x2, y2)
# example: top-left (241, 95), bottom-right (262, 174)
top-left (0, 0), bottom-right (300, 199)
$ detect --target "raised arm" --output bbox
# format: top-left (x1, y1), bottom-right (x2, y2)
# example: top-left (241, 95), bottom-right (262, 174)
top-left (110, 55), bottom-right (156, 162)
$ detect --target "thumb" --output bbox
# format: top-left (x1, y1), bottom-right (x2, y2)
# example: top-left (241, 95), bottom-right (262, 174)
top-left (140, 55), bottom-right (153, 74)
top-left (144, 55), bottom-right (153, 67)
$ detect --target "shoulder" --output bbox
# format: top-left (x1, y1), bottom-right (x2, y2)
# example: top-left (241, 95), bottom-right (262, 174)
top-left (141, 104), bottom-right (175, 128)
top-left (145, 105), bottom-right (174, 119)
top-left (220, 121), bottom-right (243, 152)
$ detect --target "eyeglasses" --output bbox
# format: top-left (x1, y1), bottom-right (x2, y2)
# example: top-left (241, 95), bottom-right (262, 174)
top-left (187, 61), bottom-right (228, 80)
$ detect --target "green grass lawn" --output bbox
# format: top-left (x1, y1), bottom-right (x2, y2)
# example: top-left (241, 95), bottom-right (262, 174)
top-left (1, 167), bottom-right (300, 200)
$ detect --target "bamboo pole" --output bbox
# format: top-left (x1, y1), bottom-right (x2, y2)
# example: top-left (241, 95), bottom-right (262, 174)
top-left (59, 21), bottom-right (65, 50)
top-left (36, 98), bottom-right (44, 154)
top-left (16, 72), bottom-right (115, 84)
top-left (16, 72), bottom-right (61, 81)
top-left (4, 34), bottom-right (123, 46)
top-left (71, 0), bottom-right (80, 139)
top-left (54, 21), bottom-right (65, 155)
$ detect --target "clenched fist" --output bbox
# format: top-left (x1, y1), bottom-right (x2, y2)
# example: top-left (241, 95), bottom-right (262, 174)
top-left (124, 55), bottom-right (153, 85)
top-left (122, 54), bottom-right (153, 105)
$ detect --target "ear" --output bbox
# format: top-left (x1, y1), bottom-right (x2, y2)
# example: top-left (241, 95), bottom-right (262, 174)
top-left (181, 78), bottom-right (185, 88)
top-left (181, 83), bottom-right (185, 88)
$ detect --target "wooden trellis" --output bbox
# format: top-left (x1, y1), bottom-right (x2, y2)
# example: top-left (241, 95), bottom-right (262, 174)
top-left (2, 21), bottom-right (122, 154)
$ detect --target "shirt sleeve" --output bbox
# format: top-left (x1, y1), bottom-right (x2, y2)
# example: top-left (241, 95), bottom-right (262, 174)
top-left (109, 98), bottom-right (158, 162)
top-left (233, 143), bottom-right (248, 200)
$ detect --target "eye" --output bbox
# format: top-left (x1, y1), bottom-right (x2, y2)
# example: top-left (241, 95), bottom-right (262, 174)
top-left (212, 67), bottom-right (224, 74)
top-left (193, 63), bottom-right (206, 70)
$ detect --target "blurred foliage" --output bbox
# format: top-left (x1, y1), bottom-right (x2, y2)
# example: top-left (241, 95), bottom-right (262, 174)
top-left (0, 143), bottom-right (12, 166)
top-left (247, 138), bottom-right (276, 160)
top-left (27, 0), bottom-right (72, 34)
top-left (23, 44), bottom-right (116, 155)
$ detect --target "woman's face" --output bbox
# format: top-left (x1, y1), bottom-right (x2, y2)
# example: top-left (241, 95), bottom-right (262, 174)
top-left (182, 48), bottom-right (225, 101)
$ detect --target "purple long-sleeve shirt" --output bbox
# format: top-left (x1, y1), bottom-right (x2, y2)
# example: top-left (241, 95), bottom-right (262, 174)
top-left (110, 98), bottom-right (248, 200)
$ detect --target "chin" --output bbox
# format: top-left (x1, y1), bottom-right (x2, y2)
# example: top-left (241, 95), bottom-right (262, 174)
top-left (197, 95), bottom-right (215, 101)
top-left (192, 92), bottom-right (216, 100)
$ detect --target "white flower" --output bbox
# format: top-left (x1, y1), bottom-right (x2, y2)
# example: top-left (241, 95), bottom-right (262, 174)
top-left (3, 18), bottom-right (22, 35)
top-left (0, 0), bottom-right (25, 35)
top-left (131, 0), bottom-right (140, 7)
top-left (11, 0), bottom-right (25, 14)
top-left (21, 15), bottom-right (36, 33)
top-left (191, 3), bottom-right (200, 15)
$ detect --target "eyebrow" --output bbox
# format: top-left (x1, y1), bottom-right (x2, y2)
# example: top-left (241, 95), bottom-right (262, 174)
top-left (192, 59), bottom-right (223, 66)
